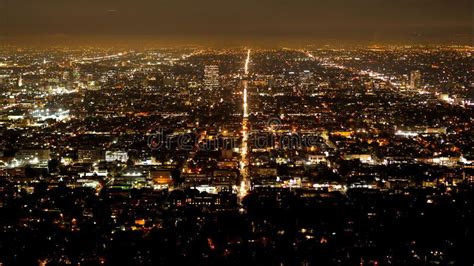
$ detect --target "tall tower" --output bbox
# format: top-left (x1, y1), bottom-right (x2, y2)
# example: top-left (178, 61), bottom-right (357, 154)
top-left (18, 74), bottom-right (23, 87)
top-left (409, 70), bottom-right (421, 89)
top-left (204, 65), bottom-right (220, 90)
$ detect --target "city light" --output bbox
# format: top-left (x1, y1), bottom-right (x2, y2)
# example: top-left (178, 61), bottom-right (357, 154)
top-left (0, 4), bottom-right (471, 264)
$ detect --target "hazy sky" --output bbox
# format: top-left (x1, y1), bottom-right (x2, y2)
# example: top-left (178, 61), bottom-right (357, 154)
top-left (0, 0), bottom-right (472, 44)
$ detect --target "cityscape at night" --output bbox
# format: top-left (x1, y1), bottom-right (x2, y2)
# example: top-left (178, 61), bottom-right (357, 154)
top-left (0, 0), bottom-right (473, 265)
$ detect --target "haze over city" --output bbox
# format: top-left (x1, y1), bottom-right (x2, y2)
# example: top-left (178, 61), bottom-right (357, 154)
top-left (1, 0), bottom-right (472, 45)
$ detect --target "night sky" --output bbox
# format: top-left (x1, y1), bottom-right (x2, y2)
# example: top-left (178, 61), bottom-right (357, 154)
top-left (0, 0), bottom-right (472, 44)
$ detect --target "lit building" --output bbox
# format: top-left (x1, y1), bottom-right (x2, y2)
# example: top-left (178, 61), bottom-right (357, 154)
top-left (31, 109), bottom-right (70, 121)
top-left (409, 70), bottom-right (421, 89)
top-left (15, 149), bottom-right (51, 165)
top-left (78, 149), bottom-right (103, 163)
top-left (105, 151), bottom-right (129, 162)
top-left (204, 65), bottom-right (220, 89)
top-left (299, 70), bottom-right (312, 86)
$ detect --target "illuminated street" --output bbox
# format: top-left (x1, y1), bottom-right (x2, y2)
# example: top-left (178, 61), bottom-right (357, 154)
top-left (239, 49), bottom-right (251, 202)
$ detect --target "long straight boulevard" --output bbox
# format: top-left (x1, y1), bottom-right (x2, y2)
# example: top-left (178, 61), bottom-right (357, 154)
top-left (238, 49), bottom-right (251, 202)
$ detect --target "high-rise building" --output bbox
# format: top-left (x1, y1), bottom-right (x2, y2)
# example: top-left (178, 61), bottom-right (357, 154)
top-left (18, 75), bottom-right (23, 87)
top-left (204, 65), bottom-right (220, 89)
top-left (410, 70), bottom-right (421, 89)
top-left (299, 70), bottom-right (313, 86)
